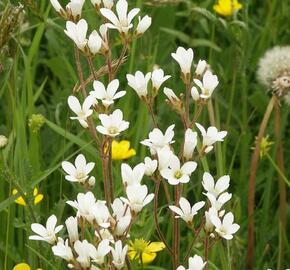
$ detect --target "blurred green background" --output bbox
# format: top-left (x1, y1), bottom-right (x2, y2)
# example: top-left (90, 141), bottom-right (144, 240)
top-left (0, 0), bottom-right (289, 269)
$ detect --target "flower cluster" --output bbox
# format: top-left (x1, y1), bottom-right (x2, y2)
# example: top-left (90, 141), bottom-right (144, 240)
top-left (29, 0), bottom-right (240, 269)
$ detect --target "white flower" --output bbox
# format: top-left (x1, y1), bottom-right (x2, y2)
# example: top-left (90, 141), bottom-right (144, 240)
top-left (65, 216), bottom-right (79, 243)
top-left (193, 70), bottom-right (219, 100)
top-left (67, 192), bottom-right (97, 223)
top-left (74, 240), bottom-right (96, 268)
top-left (62, 154), bottom-right (95, 183)
top-left (122, 185), bottom-right (154, 213)
top-left (90, 239), bottom-right (111, 265)
top-left (205, 192), bottom-right (232, 211)
top-left (121, 163), bottom-right (145, 186)
top-left (68, 95), bottom-right (94, 128)
top-left (96, 229), bottom-right (114, 242)
top-left (210, 212), bottom-right (240, 240)
top-left (160, 154), bottom-right (197, 185)
top-left (151, 68), bottom-right (171, 91)
top-left (205, 207), bottom-right (218, 232)
top-left (111, 240), bottom-right (128, 269)
top-left (96, 109), bottom-right (129, 137)
top-left (177, 255), bottom-right (206, 270)
top-left (111, 198), bottom-right (131, 235)
top-left (183, 129), bottom-right (197, 160)
top-left (169, 197), bottom-right (205, 224)
top-left (195, 60), bottom-right (207, 76)
top-left (143, 157), bottom-right (158, 176)
top-left (90, 79), bottom-right (126, 108)
top-left (157, 146), bottom-right (174, 171)
top-left (64, 19), bottom-right (88, 50)
top-left (0, 135), bottom-right (8, 148)
top-left (66, 0), bottom-right (85, 19)
top-left (92, 201), bottom-right (111, 228)
top-left (163, 87), bottom-right (180, 102)
top-left (171, 47), bottom-right (194, 75)
top-left (202, 172), bottom-right (230, 198)
top-left (29, 215), bottom-right (63, 244)
top-left (100, 0), bottom-right (140, 34)
top-left (195, 123), bottom-right (227, 153)
top-left (52, 238), bottom-right (74, 262)
top-left (126, 71), bottom-right (151, 98)
top-left (141, 124), bottom-right (175, 154)
top-left (191, 86), bottom-right (200, 101)
top-left (88, 30), bottom-right (102, 55)
top-left (103, 0), bottom-right (114, 9)
top-left (136, 15), bottom-right (152, 35)
top-left (50, 0), bottom-right (64, 13)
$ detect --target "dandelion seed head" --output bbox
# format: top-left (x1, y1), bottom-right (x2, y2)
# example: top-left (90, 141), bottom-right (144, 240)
top-left (257, 46), bottom-right (290, 97)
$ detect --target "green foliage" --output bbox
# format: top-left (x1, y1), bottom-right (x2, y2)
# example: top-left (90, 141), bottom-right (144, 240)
top-left (0, 0), bottom-right (290, 269)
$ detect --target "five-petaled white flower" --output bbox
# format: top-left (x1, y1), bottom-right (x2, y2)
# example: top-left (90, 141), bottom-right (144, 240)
top-left (66, 0), bottom-right (85, 20)
top-left (88, 30), bottom-right (103, 55)
top-left (52, 238), bottom-right (74, 262)
top-left (136, 15), bottom-right (152, 35)
top-left (143, 157), bottom-right (158, 176)
top-left (126, 71), bottom-right (152, 98)
top-left (171, 47), bottom-right (194, 75)
top-left (169, 197), bottom-right (205, 224)
top-left (202, 172), bottom-right (230, 198)
top-left (68, 95), bottom-right (94, 128)
top-left (183, 129), bottom-right (198, 160)
top-left (92, 200), bottom-right (111, 228)
top-left (177, 255), bottom-right (207, 270)
top-left (29, 215), bottom-right (63, 244)
top-left (90, 239), bottom-right (111, 265)
top-left (205, 192), bottom-right (232, 211)
top-left (122, 185), bottom-right (154, 213)
top-left (74, 239), bottom-right (97, 268)
top-left (111, 198), bottom-right (131, 236)
top-left (62, 154), bottom-right (95, 183)
top-left (141, 124), bottom-right (175, 154)
top-left (151, 68), bottom-right (171, 91)
top-left (96, 109), bottom-right (129, 137)
top-left (121, 163), bottom-right (145, 186)
top-left (64, 19), bottom-right (88, 51)
top-left (100, 0), bottom-right (140, 34)
top-left (67, 192), bottom-right (97, 223)
top-left (90, 79), bottom-right (126, 108)
top-left (111, 240), bottom-right (128, 269)
top-left (195, 123), bottom-right (227, 153)
top-left (160, 154), bottom-right (197, 185)
top-left (210, 212), bottom-right (240, 240)
top-left (192, 70), bottom-right (219, 100)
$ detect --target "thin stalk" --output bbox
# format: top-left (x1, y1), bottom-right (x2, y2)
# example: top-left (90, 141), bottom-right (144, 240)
top-left (87, 56), bottom-right (97, 80)
top-left (146, 100), bottom-right (158, 128)
top-left (173, 185), bottom-right (181, 269)
top-left (153, 178), bottom-right (173, 256)
top-left (112, 41), bottom-right (128, 78)
top-left (246, 96), bottom-right (275, 270)
top-left (274, 99), bottom-right (286, 270)
top-left (204, 234), bottom-right (209, 270)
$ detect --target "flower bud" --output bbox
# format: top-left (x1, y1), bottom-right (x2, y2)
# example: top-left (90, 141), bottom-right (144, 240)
top-left (136, 15), bottom-right (152, 36)
top-left (88, 30), bottom-right (102, 55)
top-left (65, 216), bottom-right (79, 243)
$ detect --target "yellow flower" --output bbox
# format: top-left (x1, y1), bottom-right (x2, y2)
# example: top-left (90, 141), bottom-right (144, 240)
top-left (213, 0), bottom-right (242, 17)
top-left (128, 238), bottom-right (165, 265)
top-left (12, 188), bottom-right (44, 206)
top-left (12, 263), bottom-right (43, 270)
top-left (259, 135), bottom-right (274, 158)
top-left (111, 140), bottom-right (136, 160)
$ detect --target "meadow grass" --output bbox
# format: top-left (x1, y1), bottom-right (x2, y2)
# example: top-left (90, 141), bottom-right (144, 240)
top-left (0, 0), bottom-right (289, 269)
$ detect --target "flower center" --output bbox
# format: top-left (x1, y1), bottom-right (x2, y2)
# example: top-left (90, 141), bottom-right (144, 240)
top-left (174, 171), bottom-right (183, 179)
top-left (76, 171), bottom-right (86, 180)
top-left (108, 126), bottom-right (118, 135)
